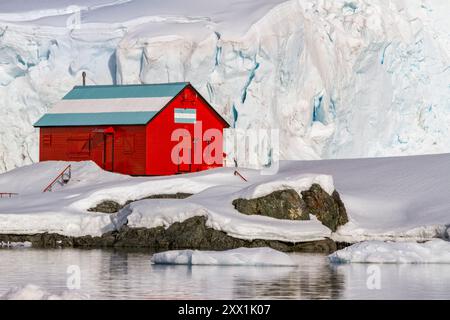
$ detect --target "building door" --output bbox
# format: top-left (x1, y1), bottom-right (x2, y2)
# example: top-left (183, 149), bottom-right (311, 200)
top-left (91, 133), bottom-right (105, 169)
top-left (104, 133), bottom-right (114, 172)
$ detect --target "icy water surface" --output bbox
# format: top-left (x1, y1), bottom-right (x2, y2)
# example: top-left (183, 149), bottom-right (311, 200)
top-left (0, 248), bottom-right (449, 299)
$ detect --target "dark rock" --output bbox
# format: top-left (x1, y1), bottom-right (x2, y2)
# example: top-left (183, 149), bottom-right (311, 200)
top-left (112, 216), bottom-right (337, 253)
top-left (88, 200), bottom-right (122, 214)
top-left (88, 193), bottom-right (193, 213)
top-left (0, 233), bottom-right (73, 248)
top-left (0, 204), bottom-right (340, 253)
top-left (72, 234), bottom-right (115, 247)
top-left (138, 193), bottom-right (193, 200)
top-left (232, 184), bottom-right (348, 232)
top-left (0, 216), bottom-right (337, 253)
top-left (300, 184), bottom-right (348, 232)
top-left (232, 189), bottom-right (310, 220)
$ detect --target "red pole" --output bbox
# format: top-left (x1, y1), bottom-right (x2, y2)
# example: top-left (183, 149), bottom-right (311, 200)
top-left (234, 170), bottom-right (248, 182)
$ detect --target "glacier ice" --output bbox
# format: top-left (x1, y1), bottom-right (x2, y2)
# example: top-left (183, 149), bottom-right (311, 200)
top-left (0, 0), bottom-right (449, 172)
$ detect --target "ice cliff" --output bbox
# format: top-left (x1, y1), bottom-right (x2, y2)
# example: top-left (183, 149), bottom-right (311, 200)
top-left (0, 0), bottom-right (449, 171)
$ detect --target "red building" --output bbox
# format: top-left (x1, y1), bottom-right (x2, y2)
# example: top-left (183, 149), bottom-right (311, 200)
top-left (34, 82), bottom-right (229, 176)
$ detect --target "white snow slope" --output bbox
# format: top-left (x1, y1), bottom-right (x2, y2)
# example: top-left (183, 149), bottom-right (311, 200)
top-left (0, 160), bottom-right (332, 241)
top-left (0, 0), bottom-right (449, 172)
top-left (328, 239), bottom-right (450, 264)
top-left (0, 153), bottom-right (449, 243)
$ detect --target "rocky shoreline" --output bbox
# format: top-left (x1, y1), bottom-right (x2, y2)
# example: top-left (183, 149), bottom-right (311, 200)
top-left (0, 216), bottom-right (338, 253)
top-left (0, 185), bottom-right (349, 253)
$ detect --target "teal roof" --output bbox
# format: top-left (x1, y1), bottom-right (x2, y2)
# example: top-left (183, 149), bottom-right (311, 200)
top-left (63, 82), bottom-right (189, 100)
top-left (34, 112), bottom-right (157, 127)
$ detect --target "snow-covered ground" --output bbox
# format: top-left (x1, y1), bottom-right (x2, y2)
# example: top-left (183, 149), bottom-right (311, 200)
top-left (0, 160), bottom-right (332, 241)
top-left (151, 247), bottom-right (297, 266)
top-left (113, 173), bottom-right (333, 243)
top-left (328, 239), bottom-right (450, 264)
top-left (283, 153), bottom-right (450, 242)
top-left (0, 0), bottom-right (449, 172)
top-left (0, 153), bottom-right (449, 243)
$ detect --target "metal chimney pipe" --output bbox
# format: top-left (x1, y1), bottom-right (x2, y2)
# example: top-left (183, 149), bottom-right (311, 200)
top-left (82, 71), bottom-right (86, 86)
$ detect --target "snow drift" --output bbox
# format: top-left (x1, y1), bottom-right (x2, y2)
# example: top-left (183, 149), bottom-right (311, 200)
top-left (1, 153), bottom-right (450, 243)
top-left (0, 160), bottom-right (333, 241)
top-left (151, 247), bottom-right (297, 266)
top-left (328, 239), bottom-right (450, 264)
top-left (113, 172), bottom-right (333, 243)
top-left (0, 0), bottom-right (449, 172)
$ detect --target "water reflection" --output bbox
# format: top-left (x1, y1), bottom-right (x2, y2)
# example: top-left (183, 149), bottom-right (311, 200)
top-left (234, 254), bottom-right (345, 299)
top-left (0, 248), bottom-right (449, 299)
top-left (333, 263), bottom-right (450, 300)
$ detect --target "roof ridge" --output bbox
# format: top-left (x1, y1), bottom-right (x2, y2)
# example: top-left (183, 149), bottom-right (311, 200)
top-left (73, 82), bottom-right (190, 89)
top-left (63, 82), bottom-right (189, 100)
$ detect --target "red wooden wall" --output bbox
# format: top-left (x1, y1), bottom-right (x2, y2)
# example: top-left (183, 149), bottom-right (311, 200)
top-left (39, 125), bottom-right (147, 175)
top-left (145, 86), bottom-right (228, 175)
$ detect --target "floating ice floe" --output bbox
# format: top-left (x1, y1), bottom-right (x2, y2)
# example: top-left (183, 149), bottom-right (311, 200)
top-left (151, 247), bottom-right (297, 266)
top-left (328, 239), bottom-right (450, 264)
top-left (0, 284), bottom-right (89, 300)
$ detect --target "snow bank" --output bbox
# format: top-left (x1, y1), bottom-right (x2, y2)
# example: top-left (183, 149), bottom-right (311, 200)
top-left (0, 284), bottom-right (89, 300)
top-left (1, 152), bottom-right (450, 243)
top-left (239, 174), bottom-right (334, 199)
top-left (0, 160), bottom-right (332, 241)
top-left (117, 197), bottom-right (330, 243)
top-left (280, 154), bottom-right (450, 242)
top-left (0, 160), bottom-right (127, 195)
top-left (328, 239), bottom-right (450, 264)
top-left (112, 171), bottom-right (333, 243)
top-left (151, 247), bottom-right (297, 266)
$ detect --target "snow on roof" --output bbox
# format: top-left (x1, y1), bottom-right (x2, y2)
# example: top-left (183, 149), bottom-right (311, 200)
top-left (33, 82), bottom-right (188, 127)
top-left (47, 97), bottom-right (174, 114)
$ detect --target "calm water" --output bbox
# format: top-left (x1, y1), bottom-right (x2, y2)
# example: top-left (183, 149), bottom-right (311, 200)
top-left (0, 248), bottom-right (449, 299)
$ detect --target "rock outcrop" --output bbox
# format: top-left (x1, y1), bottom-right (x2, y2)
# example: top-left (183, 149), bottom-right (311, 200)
top-left (112, 216), bottom-right (336, 253)
top-left (0, 216), bottom-right (337, 253)
top-left (300, 184), bottom-right (348, 232)
top-left (232, 184), bottom-right (348, 232)
top-left (232, 189), bottom-right (309, 220)
top-left (0, 187), bottom-right (347, 253)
